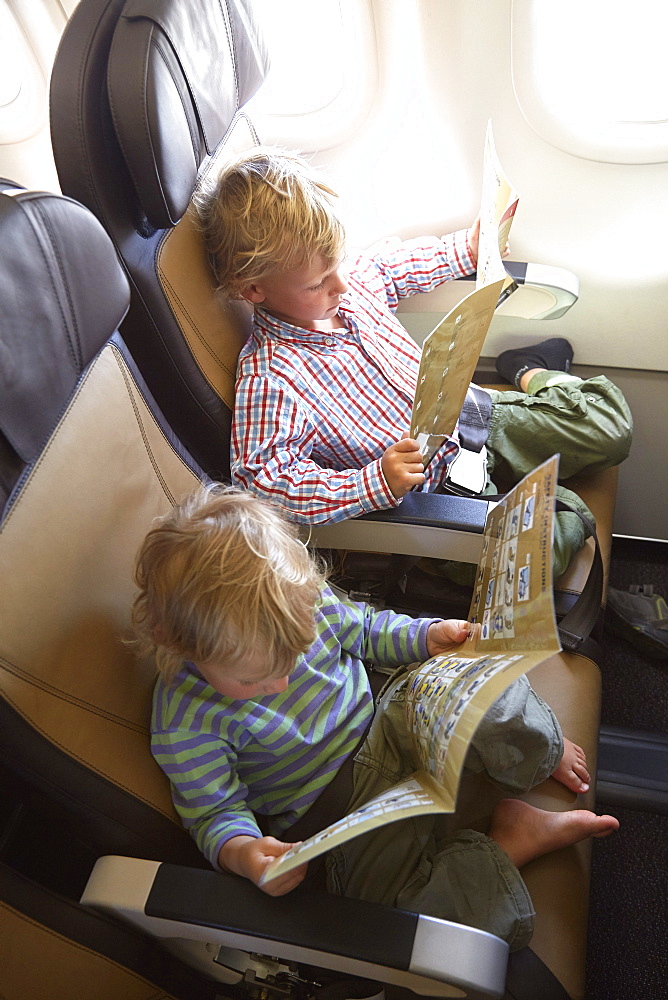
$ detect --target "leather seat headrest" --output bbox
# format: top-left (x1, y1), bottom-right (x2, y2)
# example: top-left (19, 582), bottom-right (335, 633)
top-left (0, 190), bottom-right (130, 465)
top-left (108, 0), bottom-right (269, 227)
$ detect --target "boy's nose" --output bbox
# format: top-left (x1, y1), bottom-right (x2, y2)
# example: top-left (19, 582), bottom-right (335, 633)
top-left (332, 269), bottom-right (349, 295)
top-left (262, 675), bottom-right (290, 695)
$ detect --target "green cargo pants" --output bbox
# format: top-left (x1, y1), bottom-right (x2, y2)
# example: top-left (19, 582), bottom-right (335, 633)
top-left (326, 668), bottom-right (563, 950)
top-left (485, 374), bottom-right (632, 577)
top-left (436, 374), bottom-right (632, 581)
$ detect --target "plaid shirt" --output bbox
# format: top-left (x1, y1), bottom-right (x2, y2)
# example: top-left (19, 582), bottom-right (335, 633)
top-left (231, 231), bottom-right (476, 523)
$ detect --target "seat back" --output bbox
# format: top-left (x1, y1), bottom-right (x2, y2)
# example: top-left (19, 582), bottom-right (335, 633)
top-left (0, 179), bottom-right (122, 509)
top-left (0, 862), bottom-right (220, 1000)
top-left (0, 185), bottom-right (206, 867)
top-left (50, 0), bottom-right (269, 477)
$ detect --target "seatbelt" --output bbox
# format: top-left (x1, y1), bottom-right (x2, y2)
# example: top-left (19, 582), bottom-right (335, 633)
top-left (458, 384), bottom-right (493, 453)
top-left (505, 948), bottom-right (572, 999)
top-left (442, 385), bottom-right (493, 496)
top-left (444, 445), bottom-right (489, 495)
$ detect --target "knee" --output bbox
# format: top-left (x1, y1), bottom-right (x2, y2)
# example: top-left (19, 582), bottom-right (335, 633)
top-left (553, 509), bottom-right (588, 578)
top-left (589, 381), bottom-right (634, 466)
top-left (606, 417), bottom-right (633, 466)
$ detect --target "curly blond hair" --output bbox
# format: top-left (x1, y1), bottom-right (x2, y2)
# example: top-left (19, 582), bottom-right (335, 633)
top-left (194, 148), bottom-right (346, 299)
top-left (131, 485), bottom-right (327, 684)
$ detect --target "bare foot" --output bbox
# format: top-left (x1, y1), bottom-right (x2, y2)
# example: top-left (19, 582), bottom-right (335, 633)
top-left (489, 798), bottom-right (619, 869)
top-left (552, 738), bottom-right (590, 794)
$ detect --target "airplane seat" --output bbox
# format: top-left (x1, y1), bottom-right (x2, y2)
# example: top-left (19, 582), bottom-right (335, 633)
top-left (0, 184), bottom-right (209, 869)
top-left (0, 862), bottom-right (223, 1000)
top-left (0, 183), bottom-right (227, 1000)
top-left (49, 0), bottom-right (269, 479)
top-left (0, 184), bottom-right (515, 1000)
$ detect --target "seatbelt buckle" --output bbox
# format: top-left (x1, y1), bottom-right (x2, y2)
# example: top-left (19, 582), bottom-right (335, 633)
top-left (444, 445), bottom-right (489, 497)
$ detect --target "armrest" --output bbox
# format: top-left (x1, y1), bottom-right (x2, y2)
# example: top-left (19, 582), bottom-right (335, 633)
top-left (307, 492), bottom-right (493, 565)
top-left (82, 856), bottom-right (508, 999)
top-left (463, 261), bottom-right (579, 320)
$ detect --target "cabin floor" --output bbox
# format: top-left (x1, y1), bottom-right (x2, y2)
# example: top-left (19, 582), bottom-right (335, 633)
top-left (585, 536), bottom-right (668, 1000)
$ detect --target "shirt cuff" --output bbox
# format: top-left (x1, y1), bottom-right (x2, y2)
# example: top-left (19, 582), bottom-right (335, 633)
top-left (414, 617), bottom-right (443, 661)
top-left (442, 228), bottom-right (477, 279)
top-left (359, 459), bottom-right (400, 512)
top-left (209, 821), bottom-right (262, 871)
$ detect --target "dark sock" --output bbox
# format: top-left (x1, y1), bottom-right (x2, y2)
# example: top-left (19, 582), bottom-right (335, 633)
top-left (495, 338), bottom-right (574, 389)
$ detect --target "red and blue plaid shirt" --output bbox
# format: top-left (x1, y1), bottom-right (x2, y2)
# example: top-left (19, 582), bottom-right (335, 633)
top-left (231, 231), bottom-right (476, 523)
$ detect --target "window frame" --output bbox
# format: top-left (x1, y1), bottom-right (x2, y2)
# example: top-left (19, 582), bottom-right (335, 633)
top-left (243, 0), bottom-right (378, 151)
top-left (511, 0), bottom-right (668, 164)
top-left (0, 2), bottom-right (47, 143)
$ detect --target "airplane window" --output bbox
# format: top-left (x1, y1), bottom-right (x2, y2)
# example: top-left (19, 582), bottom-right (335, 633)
top-left (0, 45), bottom-right (20, 107)
top-left (511, 0), bottom-right (668, 163)
top-left (0, 3), bottom-right (46, 143)
top-left (247, 0), bottom-right (346, 116)
top-left (0, 0), bottom-right (70, 147)
top-left (244, 0), bottom-right (377, 149)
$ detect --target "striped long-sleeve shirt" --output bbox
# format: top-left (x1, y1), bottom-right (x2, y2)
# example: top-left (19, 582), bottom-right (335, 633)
top-left (230, 232), bottom-right (476, 523)
top-left (151, 586), bottom-right (434, 869)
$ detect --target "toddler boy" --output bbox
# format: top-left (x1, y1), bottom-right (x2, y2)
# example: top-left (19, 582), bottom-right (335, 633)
top-left (133, 485), bottom-right (618, 949)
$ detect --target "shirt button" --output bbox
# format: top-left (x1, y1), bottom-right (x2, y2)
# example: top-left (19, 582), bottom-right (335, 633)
top-left (326, 339), bottom-right (335, 347)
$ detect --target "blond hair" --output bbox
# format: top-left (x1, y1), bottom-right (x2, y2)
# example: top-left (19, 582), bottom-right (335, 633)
top-left (195, 148), bottom-right (346, 299)
top-left (131, 485), bottom-right (327, 684)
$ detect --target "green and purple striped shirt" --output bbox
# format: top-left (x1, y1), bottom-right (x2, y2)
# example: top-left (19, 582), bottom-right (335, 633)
top-left (151, 586), bottom-right (433, 868)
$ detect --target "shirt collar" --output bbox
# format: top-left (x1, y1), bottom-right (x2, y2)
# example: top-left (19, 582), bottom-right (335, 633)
top-left (254, 305), bottom-right (353, 346)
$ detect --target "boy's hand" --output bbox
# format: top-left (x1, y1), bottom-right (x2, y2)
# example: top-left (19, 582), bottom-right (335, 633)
top-left (468, 215), bottom-right (480, 265)
top-left (426, 619), bottom-right (470, 656)
top-left (381, 436), bottom-right (425, 498)
top-left (218, 835), bottom-right (307, 896)
top-left (467, 215), bottom-right (510, 264)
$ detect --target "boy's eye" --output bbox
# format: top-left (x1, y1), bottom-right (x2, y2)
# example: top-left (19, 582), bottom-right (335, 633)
top-left (309, 280), bottom-right (325, 291)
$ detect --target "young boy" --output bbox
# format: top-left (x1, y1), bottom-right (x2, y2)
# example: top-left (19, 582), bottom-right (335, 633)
top-left (197, 149), bottom-right (632, 577)
top-left (133, 485), bottom-right (618, 949)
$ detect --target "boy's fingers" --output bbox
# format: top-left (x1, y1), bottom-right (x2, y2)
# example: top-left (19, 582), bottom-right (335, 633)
top-left (438, 619), bottom-right (469, 642)
top-left (395, 436), bottom-right (422, 452)
top-left (272, 863), bottom-right (308, 894)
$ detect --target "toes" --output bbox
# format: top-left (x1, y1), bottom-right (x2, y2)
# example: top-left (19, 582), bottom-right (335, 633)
top-left (567, 768), bottom-right (589, 793)
top-left (593, 814), bottom-right (620, 836)
top-left (564, 739), bottom-right (588, 765)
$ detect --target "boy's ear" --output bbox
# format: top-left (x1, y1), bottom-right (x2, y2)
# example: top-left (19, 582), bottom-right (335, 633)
top-left (238, 282), bottom-right (266, 305)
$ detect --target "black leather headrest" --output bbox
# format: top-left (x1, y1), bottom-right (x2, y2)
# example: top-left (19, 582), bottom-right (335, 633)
top-left (0, 189), bottom-right (130, 466)
top-left (108, 0), bottom-right (269, 227)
